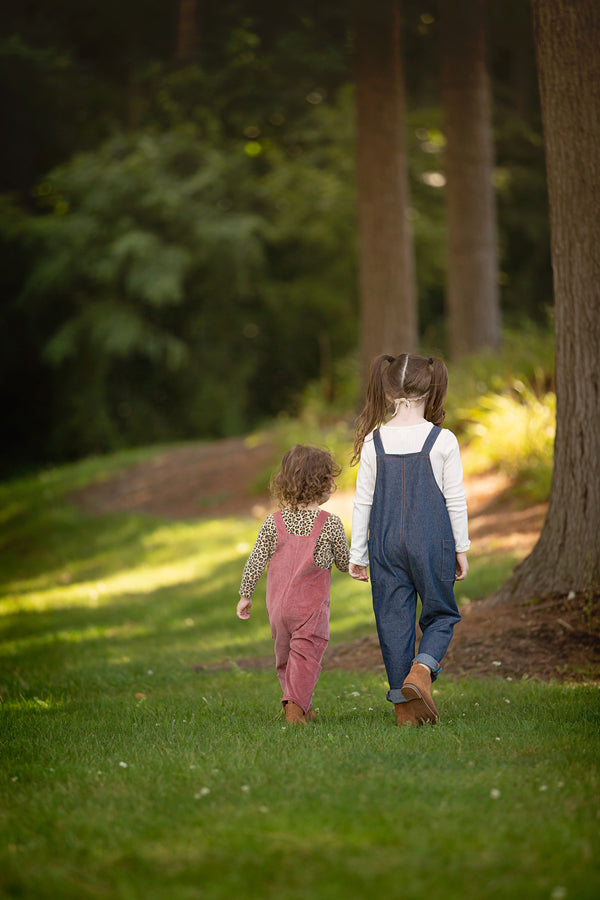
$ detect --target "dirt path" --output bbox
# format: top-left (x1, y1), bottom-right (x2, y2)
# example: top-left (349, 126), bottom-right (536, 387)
top-left (71, 437), bottom-right (600, 683)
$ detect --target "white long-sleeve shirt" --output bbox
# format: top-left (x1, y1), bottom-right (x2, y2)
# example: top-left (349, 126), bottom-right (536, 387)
top-left (350, 422), bottom-right (470, 567)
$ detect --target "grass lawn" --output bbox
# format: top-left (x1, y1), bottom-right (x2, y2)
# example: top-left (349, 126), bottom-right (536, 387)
top-left (1, 453), bottom-right (599, 899)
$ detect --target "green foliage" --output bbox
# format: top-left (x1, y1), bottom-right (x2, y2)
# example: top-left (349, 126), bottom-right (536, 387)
top-left (13, 104), bottom-right (358, 460)
top-left (407, 110), bottom-right (449, 325)
top-left (462, 386), bottom-right (555, 500)
top-left (443, 323), bottom-right (555, 500)
top-left (0, 32), bottom-right (116, 193)
top-left (0, 0), bottom-right (552, 472)
top-left (494, 113), bottom-right (551, 320)
top-left (445, 322), bottom-right (555, 410)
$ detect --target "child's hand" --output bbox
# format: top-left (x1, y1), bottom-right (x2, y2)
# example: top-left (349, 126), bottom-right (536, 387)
top-left (236, 597), bottom-right (252, 619)
top-left (455, 552), bottom-right (469, 581)
top-left (349, 563), bottom-right (369, 582)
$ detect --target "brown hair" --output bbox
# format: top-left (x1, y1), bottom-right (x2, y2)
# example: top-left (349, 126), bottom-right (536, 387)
top-left (271, 444), bottom-right (342, 509)
top-left (351, 353), bottom-right (449, 464)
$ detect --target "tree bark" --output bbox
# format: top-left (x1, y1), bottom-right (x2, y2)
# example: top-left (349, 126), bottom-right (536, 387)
top-left (440, 0), bottom-right (501, 359)
top-left (489, 0), bottom-right (600, 604)
top-left (354, 0), bottom-right (417, 386)
top-left (176, 0), bottom-right (198, 61)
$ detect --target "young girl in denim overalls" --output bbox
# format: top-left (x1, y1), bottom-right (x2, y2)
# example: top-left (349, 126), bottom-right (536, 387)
top-left (237, 445), bottom-right (350, 725)
top-left (349, 354), bottom-right (469, 726)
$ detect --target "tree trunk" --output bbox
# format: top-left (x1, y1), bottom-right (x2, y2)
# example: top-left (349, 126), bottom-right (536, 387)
top-left (176, 0), bottom-right (198, 61)
top-left (489, 0), bottom-right (600, 604)
top-left (354, 0), bottom-right (417, 386)
top-left (440, 0), bottom-right (501, 359)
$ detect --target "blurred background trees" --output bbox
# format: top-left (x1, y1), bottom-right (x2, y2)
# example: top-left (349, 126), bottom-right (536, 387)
top-left (0, 0), bottom-right (550, 473)
top-left (354, 0), bottom-right (417, 381)
top-left (440, 0), bottom-right (501, 358)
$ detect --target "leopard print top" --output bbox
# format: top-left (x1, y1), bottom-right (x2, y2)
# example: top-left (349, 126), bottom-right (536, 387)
top-left (239, 507), bottom-right (350, 599)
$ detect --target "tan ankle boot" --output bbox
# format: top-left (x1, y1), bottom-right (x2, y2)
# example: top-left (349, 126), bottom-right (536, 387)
top-left (394, 700), bottom-right (420, 726)
top-left (401, 662), bottom-right (439, 724)
top-left (284, 701), bottom-right (306, 725)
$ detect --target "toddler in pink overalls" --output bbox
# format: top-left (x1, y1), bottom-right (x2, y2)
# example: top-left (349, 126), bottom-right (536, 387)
top-left (237, 445), bottom-right (350, 725)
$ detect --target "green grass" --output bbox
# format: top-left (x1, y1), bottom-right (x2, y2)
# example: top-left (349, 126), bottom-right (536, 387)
top-left (2, 671), bottom-right (599, 900)
top-left (1, 447), bottom-right (599, 900)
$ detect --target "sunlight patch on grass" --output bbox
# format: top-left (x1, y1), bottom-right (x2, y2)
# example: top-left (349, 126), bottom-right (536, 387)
top-left (2, 694), bottom-right (66, 712)
top-left (3, 563), bottom-right (202, 613)
top-left (3, 621), bottom-right (153, 657)
top-left (2, 518), bottom-right (258, 616)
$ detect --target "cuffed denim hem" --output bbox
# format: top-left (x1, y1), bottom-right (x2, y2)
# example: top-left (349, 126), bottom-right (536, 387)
top-left (386, 688), bottom-right (407, 703)
top-left (415, 653), bottom-right (442, 681)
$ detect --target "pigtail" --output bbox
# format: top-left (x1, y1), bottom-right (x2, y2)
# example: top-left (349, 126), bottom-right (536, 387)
top-left (351, 354), bottom-right (393, 465)
top-left (424, 357), bottom-right (449, 426)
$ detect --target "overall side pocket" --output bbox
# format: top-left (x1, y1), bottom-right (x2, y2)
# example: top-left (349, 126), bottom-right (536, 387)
top-left (441, 539), bottom-right (456, 581)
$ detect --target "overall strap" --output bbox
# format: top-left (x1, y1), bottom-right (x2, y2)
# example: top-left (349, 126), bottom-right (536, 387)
top-left (272, 510), bottom-right (285, 536)
top-left (421, 424), bottom-right (442, 455)
top-left (373, 429), bottom-right (385, 456)
top-left (309, 508), bottom-right (330, 539)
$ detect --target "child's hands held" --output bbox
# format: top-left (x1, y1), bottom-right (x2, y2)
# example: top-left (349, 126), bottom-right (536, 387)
top-left (349, 563), bottom-right (369, 582)
top-left (236, 597), bottom-right (252, 619)
top-left (455, 552), bottom-right (469, 581)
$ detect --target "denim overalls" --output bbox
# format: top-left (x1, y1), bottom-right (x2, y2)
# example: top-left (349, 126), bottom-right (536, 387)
top-left (368, 426), bottom-right (462, 703)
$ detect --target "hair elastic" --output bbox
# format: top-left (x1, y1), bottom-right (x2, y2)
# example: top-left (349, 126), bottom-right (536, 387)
top-left (393, 393), bottom-right (428, 415)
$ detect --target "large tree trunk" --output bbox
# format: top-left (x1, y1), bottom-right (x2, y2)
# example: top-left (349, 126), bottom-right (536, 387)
top-left (440, 0), bottom-right (501, 359)
top-left (176, 0), bottom-right (198, 61)
top-left (489, 0), bottom-right (600, 604)
top-left (354, 0), bottom-right (417, 386)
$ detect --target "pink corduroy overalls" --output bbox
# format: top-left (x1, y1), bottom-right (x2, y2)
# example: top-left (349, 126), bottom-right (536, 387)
top-left (266, 509), bottom-right (332, 713)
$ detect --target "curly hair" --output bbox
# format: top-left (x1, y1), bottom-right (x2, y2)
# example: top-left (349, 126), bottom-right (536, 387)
top-left (271, 445), bottom-right (341, 510)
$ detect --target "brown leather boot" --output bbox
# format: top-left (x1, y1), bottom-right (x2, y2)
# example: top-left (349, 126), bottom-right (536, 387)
top-left (394, 700), bottom-right (421, 726)
top-left (304, 708), bottom-right (317, 722)
top-left (284, 701), bottom-right (306, 725)
top-left (401, 662), bottom-right (439, 724)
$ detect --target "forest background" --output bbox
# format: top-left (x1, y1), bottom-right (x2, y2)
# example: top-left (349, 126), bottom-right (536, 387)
top-left (0, 0), bottom-right (550, 473)
top-left (2, 6), bottom-right (600, 896)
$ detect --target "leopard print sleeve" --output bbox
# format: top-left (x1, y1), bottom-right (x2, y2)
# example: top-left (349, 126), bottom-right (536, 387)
top-left (315, 513), bottom-right (350, 573)
top-left (239, 514), bottom-right (277, 599)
